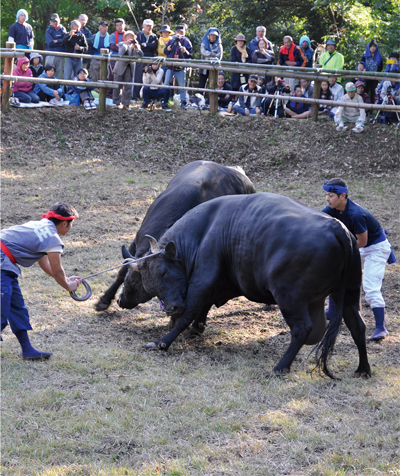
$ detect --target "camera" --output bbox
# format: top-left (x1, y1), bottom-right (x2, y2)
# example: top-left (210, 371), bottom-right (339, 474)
top-left (145, 65), bottom-right (154, 74)
top-left (387, 85), bottom-right (392, 96)
top-left (172, 34), bottom-right (184, 48)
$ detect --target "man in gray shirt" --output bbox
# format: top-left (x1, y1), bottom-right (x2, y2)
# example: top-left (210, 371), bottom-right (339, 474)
top-left (1, 203), bottom-right (81, 360)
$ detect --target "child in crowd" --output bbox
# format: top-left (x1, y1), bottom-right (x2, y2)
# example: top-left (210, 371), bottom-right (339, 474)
top-left (12, 56), bottom-right (40, 103)
top-left (29, 52), bottom-right (44, 78)
top-left (68, 68), bottom-right (96, 109)
top-left (284, 84), bottom-right (310, 119)
top-left (33, 64), bottom-right (65, 104)
top-left (319, 80), bottom-right (333, 114)
top-left (352, 61), bottom-right (367, 85)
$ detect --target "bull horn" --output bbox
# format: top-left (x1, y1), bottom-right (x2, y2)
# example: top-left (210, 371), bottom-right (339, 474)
top-left (121, 245), bottom-right (134, 260)
top-left (145, 235), bottom-right (160, 254)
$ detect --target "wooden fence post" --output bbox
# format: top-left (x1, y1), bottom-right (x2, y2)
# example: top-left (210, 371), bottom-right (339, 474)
top-left (99, 48), bottom-right (109, 115)
top-left (311, 80), bottom-right (322, 121)
top-left (209, 69), bottom-right (218, 115)
top-left (2, 42), bottom-right (16, 112)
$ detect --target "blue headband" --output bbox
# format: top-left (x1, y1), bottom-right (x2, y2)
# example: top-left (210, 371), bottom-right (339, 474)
top-left (322, 181), bottom-right (348, 195)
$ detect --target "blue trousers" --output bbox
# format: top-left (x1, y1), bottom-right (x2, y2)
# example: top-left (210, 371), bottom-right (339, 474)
top-left (1, 271), bottom-right (32, 334)
top-left (233, 105), bottom-right (257, 116)
top-left (142, 86), bottom-right (170, 106)
top-left (164, 68), bottom-right (186, 103)
top-left (13, 90), bottom-right (40, 103)
top-left (64, 57), bottom-right (83, 80)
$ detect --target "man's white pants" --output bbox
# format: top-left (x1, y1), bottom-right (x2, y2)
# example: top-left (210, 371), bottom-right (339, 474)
top-left (359, 240), bottom-right (391, 308)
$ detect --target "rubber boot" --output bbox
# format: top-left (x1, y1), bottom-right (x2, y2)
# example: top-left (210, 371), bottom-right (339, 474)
top-left (15, 330), bottom-right (52, 360)
top-left (369, 307), bottom-right (388, 340)
top-left (325, 295), bottom-right (337, 321)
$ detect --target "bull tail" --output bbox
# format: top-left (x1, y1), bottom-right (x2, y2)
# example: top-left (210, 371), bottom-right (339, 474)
top-left (315, 223), bottom-right (354, 379)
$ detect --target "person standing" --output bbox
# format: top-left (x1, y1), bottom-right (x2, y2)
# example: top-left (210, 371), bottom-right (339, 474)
top-left (299, 35), bottom-right (313, 68)
top-left (164, 25), bottom-right (193, 109)
top-left (317, 39), bottom-right (344, 71)
top-left (78, 14), bottom-right (94, 69)
top-left (229, 34), bottom-right (252, 91)
top-left (90, 21), bottom-right (110, 82)
top-left (278, 36), bottom-right (307, 91)
top-left (322, 178), bottom-right (394, 340)
top-left (45, 13), bottom-right (67, 78)
top-left (198, 27), bottom-right (223, 90)
top-left (249, 26), bottom-right (273, 56)
top-left (113, 31), bottom-right (143, 109)
top-left (361, 40), bottom-right (383, 102)
top-left (8, 9), bottom-right (34, 51)
top-left (62, 20), bottom-right (88, 80)
top-left (133, 19), bottom-right (158, 100)
top-left (1, 203), bottom-right (81, 360)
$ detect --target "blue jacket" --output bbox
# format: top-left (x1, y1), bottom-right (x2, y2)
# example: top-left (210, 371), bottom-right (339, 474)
top-left (33, 71), bottom-right (64, 97)
top-left (45, 24), bottom-right (67, 52)
top-left (361, 41), bottom-right (383, 72)
top-left (68, 76), bottom-right (93, 94)
top-left (299, 36), bottom-right (313, 68)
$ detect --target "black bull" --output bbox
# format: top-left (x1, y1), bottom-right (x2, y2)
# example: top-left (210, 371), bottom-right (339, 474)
top-left (95, 160), bottom-right (256, 311)
top-left (126, 193), bottom-right (371, 379)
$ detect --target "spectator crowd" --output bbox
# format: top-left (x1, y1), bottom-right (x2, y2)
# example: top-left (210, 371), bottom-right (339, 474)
top-left (7, 9), bottom-right (400, 128)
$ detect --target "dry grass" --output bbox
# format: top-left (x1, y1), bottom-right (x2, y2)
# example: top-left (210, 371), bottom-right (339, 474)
top-left (1, 108), bottom-right (400, 476)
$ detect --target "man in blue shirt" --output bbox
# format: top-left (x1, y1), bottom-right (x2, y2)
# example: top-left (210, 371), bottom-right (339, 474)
top-left (8, 9), bottom-right (34, 50)
top-left (322, 178), bottom-right (393, 340)
top-left (89, 21), bottom-right (109, 82)
top-left (45, 13), bottom-right (67, 78)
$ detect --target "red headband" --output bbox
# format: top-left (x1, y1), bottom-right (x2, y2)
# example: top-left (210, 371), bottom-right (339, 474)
top-left (42, 210), bottom-right (76, 221)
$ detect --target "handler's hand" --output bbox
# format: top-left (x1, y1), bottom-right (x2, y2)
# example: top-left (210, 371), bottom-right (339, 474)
top-left (67, 276), bottom-right (82, 292)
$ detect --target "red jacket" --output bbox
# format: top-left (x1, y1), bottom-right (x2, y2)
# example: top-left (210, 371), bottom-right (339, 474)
top-left (278, 42), bottom-right (306, 67)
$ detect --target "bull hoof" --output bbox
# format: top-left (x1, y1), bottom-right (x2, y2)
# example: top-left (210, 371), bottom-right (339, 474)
top-left (144, 342), bottom-right (158, 350)
top-left (273, 367), bottom-right (290, 377)
top-left (159, 342), bottom-right (168, 350)
top-left (94, 299), bottom-right (111, 312)
top-left (354, 368), bottom-right (372, 379)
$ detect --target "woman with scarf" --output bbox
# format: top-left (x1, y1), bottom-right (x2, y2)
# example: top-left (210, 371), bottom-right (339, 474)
top-left (198, 27), bottom-right (223, 90)
top-left (11, 57), bottom-right (39, 103)
top-left (8, 9), bottom-right (34, 51)
top-left (361, 40), bottom-right (384, 102)
top-left (229, 34), bottom-right (252, 91)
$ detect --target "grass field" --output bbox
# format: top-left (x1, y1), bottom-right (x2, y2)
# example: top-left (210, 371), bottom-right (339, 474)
top-left (1, 108), bottom-right (400, 475)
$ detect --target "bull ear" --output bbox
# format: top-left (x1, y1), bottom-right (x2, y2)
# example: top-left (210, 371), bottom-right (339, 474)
top-left (145, 235), bottom-right (160, 254)
top-left (165, 241), bottom-right (176, 259)
top-left (122, 245), bottom-right (134, 260)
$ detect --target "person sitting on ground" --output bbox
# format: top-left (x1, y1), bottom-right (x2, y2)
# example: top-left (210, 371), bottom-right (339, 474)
top-left (198, 27), bottom-right (223, 90)
top-left (379, 65), bottom-right (400, 123)
top-left (229, 34), bottom-right (252, 91)
top-left (164, 25), bottom-right (193, 109)
top-left (299, 35), bottom-right (313, 68)
top-left (335, 82), bottom-right (366, 133)
top-left (328, 75), bottom-right (344, 119)
top-left (252, 37), bottom-right (274, 66)
top-left (352, 61), bottom-right (367, 85)
top-left (45, 13), bottom-right (67, 78)
top-left (261, 77), bottom-right (290, 117)
top-left (317, 39), bottom-right (344, 71)
top-left (1, 203), bottom-right (81, 360)
top-left (300, 78), bottom-right (313, 113)
top-left (361, 40), bottom-right (384, 102)
top-left (157, 25), bottom-right (173, 57)
top-left (33, 64), bottom-right (65, 104)
top-left (8, 9), bottom-right (34, 51)
top-left (113, 30), bottom-right (143, 110)
top-left (213, 72), bottom-right (233, 109)
top-left (62, 20), bottom-right (88, 80)
top-left (355, 80), bottom-right (371, 104)
top-left (141, 62), bottom-right (171, 111)
top-left (29, 52), bottom-right (44, 78)
top-left (68, 68), bottom-right (96, 109)
top-left (89, 21), bottom-right (109, 83)
top-left (284, 84), bottom-right (310, 119)
top-left (232, 74), bottom-right (262, 116)
top-left (11, 57), bottom-right (40, 104)
top-left (318, 80), bottom-right (333, 115)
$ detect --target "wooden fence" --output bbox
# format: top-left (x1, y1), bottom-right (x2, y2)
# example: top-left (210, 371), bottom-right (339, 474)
top-left (1, 43), bottom-right (399, 119)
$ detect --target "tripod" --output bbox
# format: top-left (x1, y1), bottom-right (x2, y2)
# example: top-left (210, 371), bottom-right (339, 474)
top-left (372, 93), bottom-right (400, 126)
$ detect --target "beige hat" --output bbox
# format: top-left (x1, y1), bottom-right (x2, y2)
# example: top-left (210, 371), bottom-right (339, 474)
top-left (234, 34), bottom-right (246, 43)
top-left (125, 30), bottom-right (137, 39)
